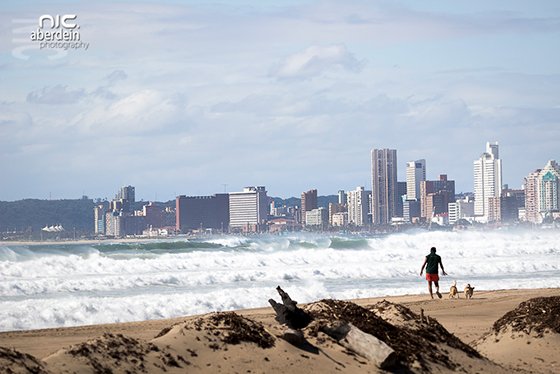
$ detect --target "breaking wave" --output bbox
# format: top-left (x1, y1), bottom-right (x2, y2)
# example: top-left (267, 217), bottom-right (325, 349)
top-left (0, 229), bottom-right (559, 331)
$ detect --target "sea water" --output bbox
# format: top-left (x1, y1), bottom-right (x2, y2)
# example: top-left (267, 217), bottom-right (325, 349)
top-left (0, 229), bottom-right (559, 331)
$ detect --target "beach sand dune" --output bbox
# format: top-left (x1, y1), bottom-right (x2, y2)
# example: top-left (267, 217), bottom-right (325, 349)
top-left (475, 295), bottom-right (560, 374)
top-left (0, 288), bottom-right (558, 373)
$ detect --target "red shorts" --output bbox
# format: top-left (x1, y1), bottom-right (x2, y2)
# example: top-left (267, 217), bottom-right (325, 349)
top-left (426, 273), bottom-right (439, 282)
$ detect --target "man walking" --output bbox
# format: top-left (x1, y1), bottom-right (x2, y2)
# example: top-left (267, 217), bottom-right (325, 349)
top-left (420, 247), bottom-right (447, 299)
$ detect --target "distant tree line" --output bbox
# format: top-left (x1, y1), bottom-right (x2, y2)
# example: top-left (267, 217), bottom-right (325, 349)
top-left (0, 198), bottom-right (95, 237)
top-left (273, 195), bottom-right (338, 209)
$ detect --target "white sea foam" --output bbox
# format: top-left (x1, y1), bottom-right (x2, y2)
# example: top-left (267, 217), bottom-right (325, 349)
top-left (0, 229), bottom-right (559, 331)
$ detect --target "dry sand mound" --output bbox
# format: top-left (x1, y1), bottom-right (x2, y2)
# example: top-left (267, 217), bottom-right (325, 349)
top-left (0, 346), bottom-right (49, 374)
top-left (475, 296), bottom-right (560, 374)
top-left (492, 296), bottom-right (560, 337)
top-left (151, 312), bottom-right (283, 373)
top-left (156, 311), bottom-right (275, 350)
top-left (305, 299), bottom-right (504, 373)
top-left (44, 332), bottom-right (189, 374)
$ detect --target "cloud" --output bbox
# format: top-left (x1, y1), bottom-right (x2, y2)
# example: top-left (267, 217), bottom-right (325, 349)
top-left (26, 85), bottom-right (86, 105)
top-left (73, 89), bottom-right (188, 134)
top-left (272, 44), bottom-right (364, 79)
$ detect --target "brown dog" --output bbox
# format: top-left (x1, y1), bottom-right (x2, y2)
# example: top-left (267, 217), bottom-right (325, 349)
top-left (449, 280), bottom-right (459, 298)
top-left (464, 284), bottom-right (474, 299)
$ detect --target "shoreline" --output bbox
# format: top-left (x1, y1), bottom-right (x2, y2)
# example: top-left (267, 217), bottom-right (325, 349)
top-left (1, 287), bottom-right (558, 358)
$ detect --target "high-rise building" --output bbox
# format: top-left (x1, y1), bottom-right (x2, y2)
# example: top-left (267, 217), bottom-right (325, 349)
top-left (112, 185), bottom-right (136, 213)
top-left (420, 175), bottom-right (455, 220)
top-left (395, 181), bottom-right (407, 218)
top-left (371, 148), bottom-right (398, 225)
top-left (116, 185), bottom-right (135, 203)
top-left (347, 186), bottom-right (369, 227)
top-left (176, 194), bottom-right (229, 232)
top-left (524, 169), bottom-right (541, 223)
top-left (229, 186), bottom-right (268, 232)
top-left (337, 190), bottom-right (347, 205)
top-left (406, 159), bottom-right (426, 200)
top-left (301, 189), bottom-right (318, 225)
top-left (473, 142), bottom-right (502, 222)
top-left (94, 204), bottom-right (106, 235)
top-left (501, 188), bottom-right (525, 223)
top-left (538, 160), bottom-right (560, 216)
top-left (103, 185), bottom-right (144, 237)
top-left (525, 160), bottom-right (560, 223)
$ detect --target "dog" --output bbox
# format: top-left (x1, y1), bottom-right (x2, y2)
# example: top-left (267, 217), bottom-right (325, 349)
top-left (449, 280), bottom-right (459, 298)
top-left (464, 284), bottom-right (475, 299)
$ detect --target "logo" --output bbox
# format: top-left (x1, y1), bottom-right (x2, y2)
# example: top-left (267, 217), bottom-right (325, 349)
top-left (31, 14), bottom-right (89, 51)
top-left (12, 14), bottom-right (90, 60)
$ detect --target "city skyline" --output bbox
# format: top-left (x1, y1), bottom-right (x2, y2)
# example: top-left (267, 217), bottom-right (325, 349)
top-left (2, 1), bottom-right (559, 201)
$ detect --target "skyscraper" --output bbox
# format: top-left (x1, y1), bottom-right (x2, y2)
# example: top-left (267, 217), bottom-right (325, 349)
top-left (371, 148), bottom-right (398, 225)
top-left (525, 160), bottom-right (560, 223)
top-left (116, 185), bottom-right (135, 203)
top-left (93, 204), bottom-right (106, 235)
top-left (538, 160), bottom-right (560, 216)
top-left (524, 169), bottom-right (541, 223)
top-left (337, 190), bottom-right (347, 205)
top-left (347, 186), bottom-right (369, 226)
top-left (115, 185), bottom-right (135, 213)
top-left (301, 189), bottom-right (318, 225)
top-left (473, 142), bottom-right (502, 222)
top-left (406, 159), bottom-right (426, 200)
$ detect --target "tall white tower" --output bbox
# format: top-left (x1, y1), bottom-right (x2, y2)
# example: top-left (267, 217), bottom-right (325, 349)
top-left (347, 186), bottom-right (368, 226)
top-left (473, 142), bottom-right (502, 222)
top-left (538, 160), bottom-right (560, 218)
top-left (406, 159), bottom-right (426, 200)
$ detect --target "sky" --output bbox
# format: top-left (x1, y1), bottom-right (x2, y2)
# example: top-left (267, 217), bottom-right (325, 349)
top-left (1, 0), bottom-right (559, 201)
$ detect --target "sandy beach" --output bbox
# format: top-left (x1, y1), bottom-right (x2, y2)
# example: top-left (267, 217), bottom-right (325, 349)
top-left (1, 287), bottom-right (558, 373)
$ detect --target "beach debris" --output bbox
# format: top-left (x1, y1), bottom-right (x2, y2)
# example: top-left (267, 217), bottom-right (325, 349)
top-left (0, 346), bottom-right (49, 374)
top-left (190, 312), bottom-right (275, 349)
top-left (306, 299), bottom-right (482, 372)
top-left (268, 286), bottom-right (312, 330)
top-left (45, 332), bottom-right (188, 373)
top-left (320, 321), bottom-right (397, 369)
top-left (281, 328), bottom-right (306, 346)
top-left (370, 300), bottom-right (481, 357)
top-left (491, 296), bottom-right (560, 337)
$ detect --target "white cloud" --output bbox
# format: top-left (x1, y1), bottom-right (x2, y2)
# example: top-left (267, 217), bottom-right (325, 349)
top-left (272, 44), bottom-right (363, 79)
top-left (73, 89), bottom-right (187, 134)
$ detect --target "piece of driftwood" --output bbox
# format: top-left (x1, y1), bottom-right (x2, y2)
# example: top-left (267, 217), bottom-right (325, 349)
top-left (321, 322), bottom-right (397, 369)
top-left (268, 286), bottom-right (312, 329)
top-left (281, 328), bottom-right (305, 345)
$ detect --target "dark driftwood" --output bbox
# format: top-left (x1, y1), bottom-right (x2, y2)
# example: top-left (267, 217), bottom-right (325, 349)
top-left (321, 322), bottom-right (397, 369)
top-left (268, 286), bottom-right (312, 330)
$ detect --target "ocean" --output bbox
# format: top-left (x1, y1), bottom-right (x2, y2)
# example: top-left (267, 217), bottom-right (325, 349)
top-left (0, 229), bottom-right (559, 332)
